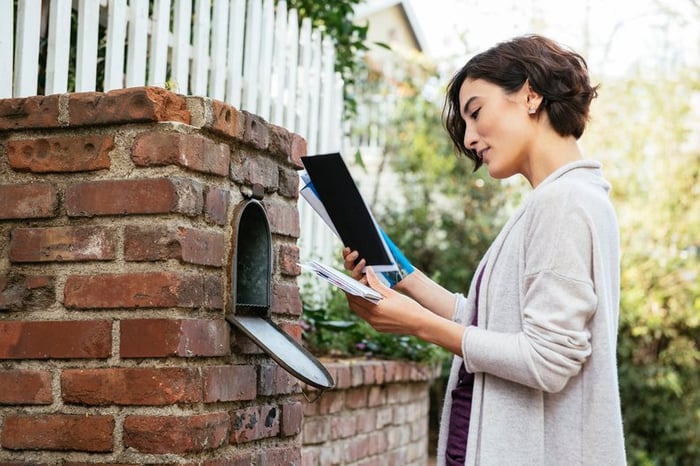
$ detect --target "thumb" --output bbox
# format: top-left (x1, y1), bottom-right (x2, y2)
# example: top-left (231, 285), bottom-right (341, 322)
top-left (366, 267), bottom-right (390, 293)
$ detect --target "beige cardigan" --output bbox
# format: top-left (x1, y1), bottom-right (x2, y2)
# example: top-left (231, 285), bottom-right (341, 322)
top-left (437, 161), bottom-right (627, 465)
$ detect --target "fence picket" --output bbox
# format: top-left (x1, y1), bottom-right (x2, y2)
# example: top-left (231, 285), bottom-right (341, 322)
top-left (172, 0), bottom-right (193, 93)
top-left (243, 0), bottom-right (262, 113)
top-left (104, 0), bottom-right (128, 91)
top-left (284, 8), bottom-right (299, 132)
top-left (270, 0), bottom-right (287, 126)
top-left (148, 0), bottom-right (171, 86)
top-left (257, 0), bottom-right (275, 120)
top-left (306, 32), bottom-right (322, 154)
top-left (191, 0), bottom-right (212, 96)
top-left (0, 2), bottom-right (13, 98)
top-left (76, 0), bottom-right (100, 91)
top-left (226, 0), bottom-right (246, 107)
top-left (45, 0), bottom-right (72, 95)
top-left (126, 0), bottom-right (149, 87)
top-left (210, 0), bottom-right (230, 100)
top-left (14, 0), bottom-right (42, 97)
top-left (296, 18), bottom-right (312, 139)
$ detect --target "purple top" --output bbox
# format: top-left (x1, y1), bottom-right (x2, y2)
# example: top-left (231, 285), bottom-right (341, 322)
top-left (445, 265), bottom-right (485, 465)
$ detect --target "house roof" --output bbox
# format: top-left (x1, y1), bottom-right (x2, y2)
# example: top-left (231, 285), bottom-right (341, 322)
top-left (353, 0), bottom-right (428, 53)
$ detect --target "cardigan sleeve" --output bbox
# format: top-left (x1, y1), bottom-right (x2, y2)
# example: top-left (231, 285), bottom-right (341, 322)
top-left (462, 179), bottom-right (604, 392)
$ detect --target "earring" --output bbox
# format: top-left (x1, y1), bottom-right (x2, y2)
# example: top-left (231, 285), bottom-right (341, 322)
top-left (528, 107), bottom-right (536, 114)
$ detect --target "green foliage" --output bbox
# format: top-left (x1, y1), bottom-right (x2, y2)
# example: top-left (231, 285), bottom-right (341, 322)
top-left (302, 284), bottom-right (446, 366)
top-left (283, 0), bottom-right (370, 118)
top-left (585, 69), bottom-right (700, 465)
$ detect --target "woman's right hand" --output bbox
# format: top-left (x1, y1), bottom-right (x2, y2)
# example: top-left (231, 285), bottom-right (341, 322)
top-left (342, 247), bottom-right (367, 283)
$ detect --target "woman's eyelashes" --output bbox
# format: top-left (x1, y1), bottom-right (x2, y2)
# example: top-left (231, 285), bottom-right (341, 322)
top-left (470, 108), bottom-right (481, 120)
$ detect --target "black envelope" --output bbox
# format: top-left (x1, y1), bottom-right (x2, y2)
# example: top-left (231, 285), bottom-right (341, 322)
top-left (300, 153), bottom-right (396, 271)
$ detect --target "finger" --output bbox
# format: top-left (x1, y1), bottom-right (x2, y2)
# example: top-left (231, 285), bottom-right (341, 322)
top-left (365, 267), bottom-right (389, 293)
top-left (351, 258), bottom-right (366, 279)
top-left (343, 250), bottom-right (360, 271)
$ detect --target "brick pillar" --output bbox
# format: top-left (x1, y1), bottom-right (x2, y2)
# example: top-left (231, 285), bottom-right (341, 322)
top-left (0, 87), bottom-right (308, 465)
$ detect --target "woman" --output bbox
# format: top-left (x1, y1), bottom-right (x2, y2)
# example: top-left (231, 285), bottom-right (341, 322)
top-left (342, 35), bottom-right (626, 465)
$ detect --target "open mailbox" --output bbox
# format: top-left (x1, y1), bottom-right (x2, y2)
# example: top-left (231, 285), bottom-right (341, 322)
top-left (226, 191), bottom-right (334, 390)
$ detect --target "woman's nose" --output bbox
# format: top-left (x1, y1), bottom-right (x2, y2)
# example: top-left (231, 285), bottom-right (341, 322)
top-left (464, 124), bottom-right (478, 149)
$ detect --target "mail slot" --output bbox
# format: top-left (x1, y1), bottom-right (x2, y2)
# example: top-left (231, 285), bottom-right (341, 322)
top-left (226, 189), bottom-right (334, 390)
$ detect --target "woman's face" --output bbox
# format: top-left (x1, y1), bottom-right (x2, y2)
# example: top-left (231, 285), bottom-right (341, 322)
top-left (458, 77), bottom-right (535, 180)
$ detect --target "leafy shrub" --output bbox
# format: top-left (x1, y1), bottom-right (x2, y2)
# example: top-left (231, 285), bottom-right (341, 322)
top-left (301, 284), bottom-right (448, 367)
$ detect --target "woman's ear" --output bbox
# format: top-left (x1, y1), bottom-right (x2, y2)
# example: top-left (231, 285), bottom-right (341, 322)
top-left (524, 79), bottom-right (543, 114)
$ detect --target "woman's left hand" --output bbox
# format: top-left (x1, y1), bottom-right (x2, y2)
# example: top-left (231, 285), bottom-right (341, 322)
top-left (345, 267), bottom-right (427, 336)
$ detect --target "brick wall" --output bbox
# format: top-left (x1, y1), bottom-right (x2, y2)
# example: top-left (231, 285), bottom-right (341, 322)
top-left (0, 87), bottom-right (307, 465)
top-left (301, 359), bottom-right (439, 466)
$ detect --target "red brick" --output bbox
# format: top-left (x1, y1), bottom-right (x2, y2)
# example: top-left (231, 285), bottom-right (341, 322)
top-left (230, 404), bottom-right (279, 444)
top-left (120, 319), bottom-right (229, 358)
top-left (207, 99), bottom-right (244, 140)
top-left (258, 363), bottom-right (300, 396)
top-left (268, 124), bottom-right (292, 160)
top-left (278, 166), bottom-right (299, 199)
top-left (0, 183), bottom-right (57, 219)
top-left (290, 133), bottom-right (307, 168)
top-left (271, 282), bottom-right (302, 316)
top-left (279, 321), bottom-right (302, 344)
top-left (7, 135), bottom-right (113, 172)
top-left (0, 274), bottom-right (55, 311)
top-left (346, 386), bottom-right (369, 409)
top-left (201, 454), bottom-right (254, 466)
top-left (131, 131), bottom-right (229, 176)
top-left (242, 111), bottom-right (269, 150)
top-left (301, 416), bottom-right (329, 444)
top-left (10, 226), bottom-right (116, 262)
top-left (331, 415), bottom-right (357, 439)
top-left (278, 243), bottom-right (301, 276)
top-left (64, 272), bottom-right (204, 308)
top-left (123, 225), bottom-right (179, 261)
top-left (351, 363), bottom-right (365, 387)
top-left (281, 401), bottom-right (303, 437)
top-left (264, 201), bottom-right (299, 238)
top-left (345, 435), bottom-right (371, 463)
top-left (230, 327), bottom-right (265, 355)
top-left (0, 320), bottom-right (111, 359)
top-left (123, 226), bottom-right (223, 266)
top-left (61, 367), bottom-right (202, 405)
top-left (318, 390), bottom-right (345, 415)
top-left (334, 363), bottom-right (352, 390)
top-left (202, 365), bottom-right (257, 402)
top-left (356, 411), bottom-right (376, 434)
top-left (368, 430), bottom-right (388, 455)
top-left (65, 179), bottom-right (177, 217)
top-left (204, 274), bottom-right (223, 309)
top-left (257, 445), bottom-right (302, 465)
top-left (1, 414), bottom-right (114, 452)
top-left (0, 369), bottom-right (53, 404)
top-left (123, 412), bottom-right (228, 454)
top-left (68, 87), bottom-right (190, 126)
top-left (0, 94), bottom-right (60, 130)
top-left (230, 150), bottom-right (279, 190)
top-left (368, 385), bottom-right (386, 408)
top-left (205, 186), bottom-right (230, 225)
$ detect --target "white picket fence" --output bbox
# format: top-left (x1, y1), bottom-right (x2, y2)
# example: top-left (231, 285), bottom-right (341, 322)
top-left (1, 0), bottom-right (340, 290)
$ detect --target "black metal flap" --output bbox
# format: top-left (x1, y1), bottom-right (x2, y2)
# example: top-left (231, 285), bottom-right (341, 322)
top-left (227, 315), bottom-right (334, 390)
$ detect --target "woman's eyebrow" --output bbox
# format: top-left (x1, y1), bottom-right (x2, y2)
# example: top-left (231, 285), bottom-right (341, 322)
top-left (462, 96), bottom-right (478, 116)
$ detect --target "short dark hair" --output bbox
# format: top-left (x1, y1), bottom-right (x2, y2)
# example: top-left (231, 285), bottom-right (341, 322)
top-left (443, 34), bottom-right (599, 170)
